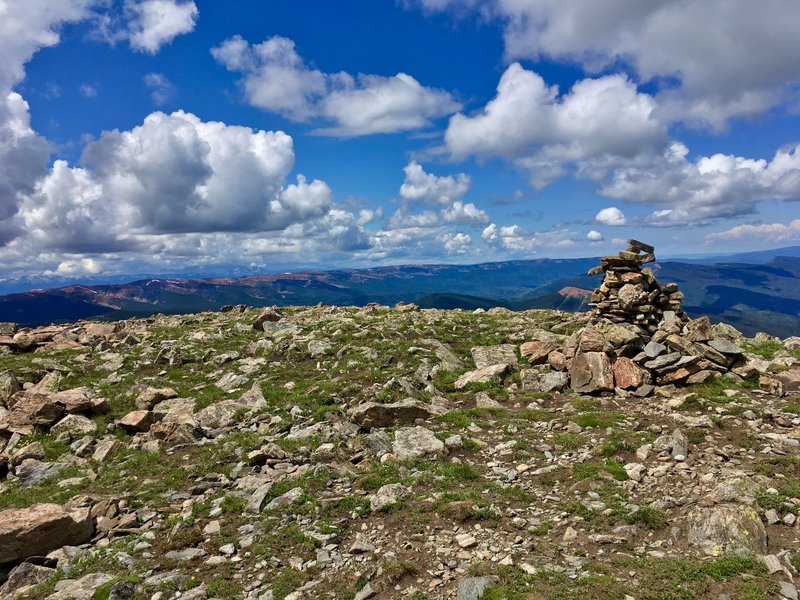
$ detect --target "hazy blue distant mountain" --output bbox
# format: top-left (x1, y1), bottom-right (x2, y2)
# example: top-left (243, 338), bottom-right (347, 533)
top-left (2, 255), bottom-right (799, 337)
top-left (0, 258), bottom-right (598, 326)
top-left (671, 245), bottom-right (800, 265)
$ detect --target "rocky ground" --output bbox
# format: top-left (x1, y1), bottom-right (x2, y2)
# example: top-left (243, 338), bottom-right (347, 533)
top-left (0, 304), bottom-right (799, 600)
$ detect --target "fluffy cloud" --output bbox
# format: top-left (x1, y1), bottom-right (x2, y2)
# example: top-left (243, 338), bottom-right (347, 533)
top-left (602, 142), bottom-right (800, 226)
top-left (0, 93), bottom-right (50, 245)
top-left (43, 258), bottom-right (103, 277)
top-left (705, 219), bottom-right (800, 243)
top-left (586, 230), bottom-right (603, 242)
top-left (388, 202), bottom-right (488, 229)
top-left (20, 160), bottom-right (135, 253)
top-left (79, 110), bottom-right (299, 234)
top-left (399, 161), bottom-right (470, 205)
top-left (415, 0), bottom-right (800, 127)
top-left (93, 1), bottom-right (199, 54)
top-left (482, 222), bottom-right (575, 252)
top-left (11, 110), bottom-right (363, 267)
top-left (481, 223), bottom-right (498, 244)
top-left (0, 0), bottom-right (94, 91)
top-left (444, 61), bottom-right (800, 227)
top-left (0, 1), bottom-right (199, 249)
top-left (595, 207), bottom-right (627, 226)
top-left (124, 0), bottom-right (198, 54)
top-left (0, 1), bottom-right (95, 246)
top-left (440, 232), bottom-right (471, 254)
top-left (212, 35), bottom-right (460, 136)
top-left (389, 162), bottom-right (487, 229)
top-left (445, 63), bottom-right (667, 187)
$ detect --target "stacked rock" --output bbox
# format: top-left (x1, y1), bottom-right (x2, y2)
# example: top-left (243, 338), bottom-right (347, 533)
top-left (587, 239), bottom-right (688, 338)
top-left (520, 241), bottom-right (752, 396)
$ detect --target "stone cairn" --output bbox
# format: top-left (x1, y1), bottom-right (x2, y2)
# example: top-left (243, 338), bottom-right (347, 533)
top-left (587, 239), bottom-right (687, 337)
top-left (523, 240), bottom-right (750, 397)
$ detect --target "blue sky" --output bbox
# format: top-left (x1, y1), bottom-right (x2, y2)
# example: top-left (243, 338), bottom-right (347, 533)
top-left (1, 0), bottom-right (799, 290)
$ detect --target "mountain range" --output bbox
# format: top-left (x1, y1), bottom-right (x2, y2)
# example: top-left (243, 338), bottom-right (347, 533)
top-left (2, 247), bottom-right (800, 337)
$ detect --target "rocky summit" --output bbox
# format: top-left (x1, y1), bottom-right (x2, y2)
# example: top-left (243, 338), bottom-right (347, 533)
top-left (0, 282), bottom-right (799, 599)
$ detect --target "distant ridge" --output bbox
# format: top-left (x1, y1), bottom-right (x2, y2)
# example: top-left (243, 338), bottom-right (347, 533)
top-left (0, 258), bottom-right (599, 326)
top-left (1, 255), bottom-right (799, 337)
top-left (673, 245), bottom-right (800, 264)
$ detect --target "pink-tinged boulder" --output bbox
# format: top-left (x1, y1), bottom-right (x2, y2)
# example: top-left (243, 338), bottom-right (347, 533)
top-left (569, 352), bottom-right (614, 394)
top-left (520, 340), bottom-right (559, 365)
top-left (548, 350), bottom-right (569, 372)
top-left (52, 387), bottom-right (95, 414)
top-left (3, 395), bottom-right (64, 433)
top-left (686, 370), bottom-right (715, 385)
top-left (118, 410), bottom-right (155, 433)
top-left (135, 386), bottom-right (178, 410)
top-left (82, 322), bottom-right (120, 338)
top-left (0, 503), bottom-right (93, 563)
top-left (612, 357), bottom-right (649, 390)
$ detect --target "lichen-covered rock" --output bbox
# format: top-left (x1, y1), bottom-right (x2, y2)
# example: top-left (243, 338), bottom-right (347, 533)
top-left (453, 364), bottom-right (508, 390)
top-left (0, 371), bottom-right (21, 406)
top-left (370, 483), bottom-right (411, 511)
top-left (520, 367), bottom-right (568, 392)
top-left (470, 345), bottom-right (518, 369)
top-left (684, 316), bottom-right (712, 342)
top-left (393, 426), bottom-right (444, 460)
top-left (686, 505), bottom-right (767, 556)
top-left (2, 394), bottom-right (65, 434)
top-left (0, 562), bottom-right (56, 596)
top-left (135, 386), bottom-right (178, 410)
top-left (51, 414), bottom-right (98, 436)
top-left (253, 306), bottom-right (284, 330)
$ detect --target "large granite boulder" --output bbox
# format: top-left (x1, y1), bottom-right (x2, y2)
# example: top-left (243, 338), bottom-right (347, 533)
top-left (569, 352), bottom-right (614, 393)
top-left (0, 503), bottom-right (94, 564)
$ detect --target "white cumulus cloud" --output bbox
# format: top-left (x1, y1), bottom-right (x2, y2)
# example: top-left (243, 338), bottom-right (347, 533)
top-left (415, 0), bottom-right (800, 128)
top-left (705, 219), bottom-right (800, 243)
top-left (441, 231), bottom-right (471, 254)
top-left (445, 63), bottom-right (667, 187)
top-left (44, 258), bottom-right (103, 277)
top-left (13, 110), bottom-right (361, 263)
top-left (0, 0), bottom-right (95, 246)
top-left (595, 207), bottom-right (627, 226)
top-left (211, 35), bottom-right (460, 136)
top-left (602, 142), bottom-right (800, 226)
top-left (586, 230), bottom-right (603, 242)
top-left (125, 0), bottom-right (198, 54)
top-left (389, 162), bottom-right (487, 230)
top-left (399, 160), bottom-right (470, 205)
